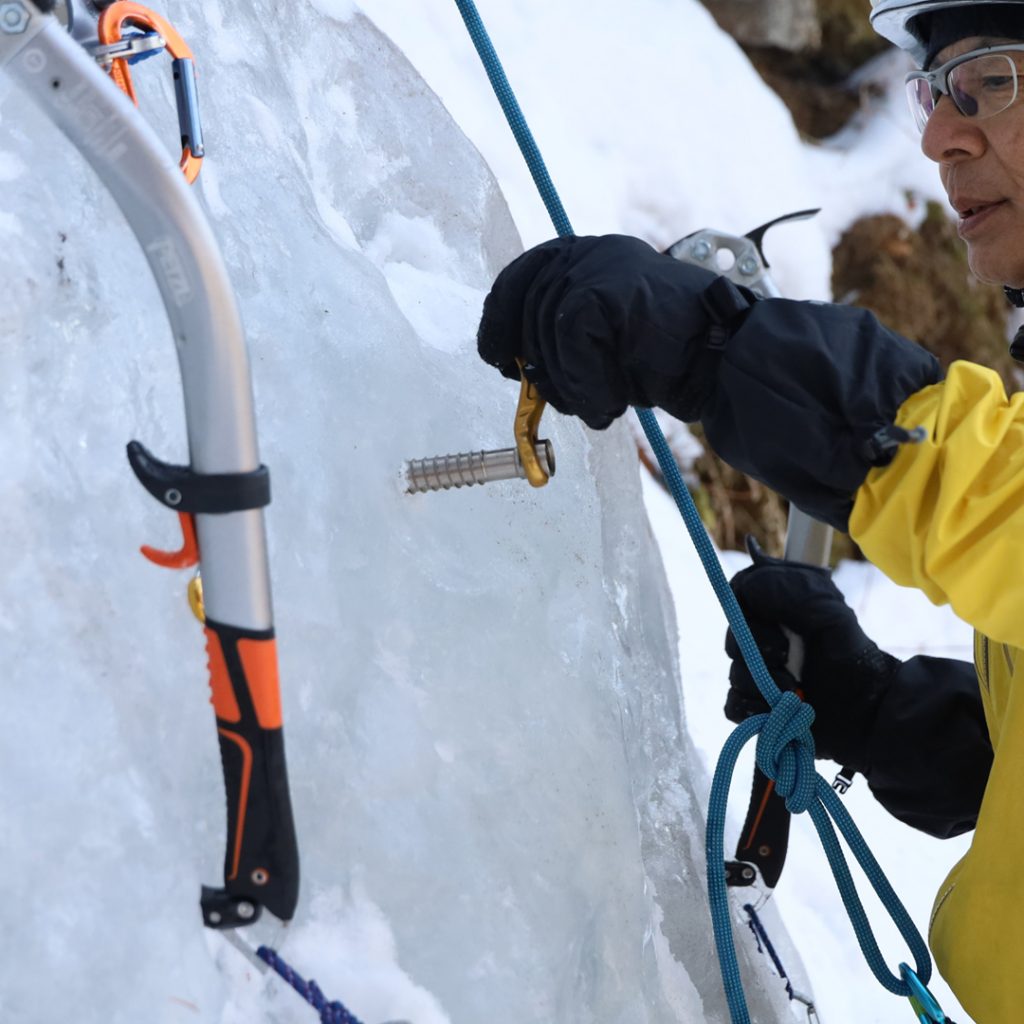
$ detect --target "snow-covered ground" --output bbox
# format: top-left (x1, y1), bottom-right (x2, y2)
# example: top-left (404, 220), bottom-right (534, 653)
top-left (2, 0), bottom-right (982, 1022)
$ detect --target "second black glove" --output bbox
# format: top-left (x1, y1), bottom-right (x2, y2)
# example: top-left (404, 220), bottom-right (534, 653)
top-left (724, 539), bottom-right (901, 771)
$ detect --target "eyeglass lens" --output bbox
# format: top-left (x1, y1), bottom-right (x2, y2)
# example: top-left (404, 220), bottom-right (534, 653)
top-left (907, 53), bottom-right (1019, 131)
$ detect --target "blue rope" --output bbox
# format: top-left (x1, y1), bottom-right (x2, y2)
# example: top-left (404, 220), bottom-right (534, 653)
top-left (644, 412), bottom-right (931, 1022)
top-left (451, 2), bottom-right (934, 1021)
top-left (452, 0), bottom-right (573, 239)
top-left (257, 947), bottom-right (365, 1024)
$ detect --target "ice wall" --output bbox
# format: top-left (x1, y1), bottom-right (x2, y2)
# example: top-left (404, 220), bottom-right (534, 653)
top-left (1, 2), bottom-right (794, 1021)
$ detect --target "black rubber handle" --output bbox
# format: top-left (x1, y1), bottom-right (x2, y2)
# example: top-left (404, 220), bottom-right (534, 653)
top-left (200, 619), bottom-right (299, 926)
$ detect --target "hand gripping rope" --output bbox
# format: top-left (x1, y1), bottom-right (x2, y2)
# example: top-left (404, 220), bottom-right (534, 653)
top-left (450, 2), bottom-right (950, 1021)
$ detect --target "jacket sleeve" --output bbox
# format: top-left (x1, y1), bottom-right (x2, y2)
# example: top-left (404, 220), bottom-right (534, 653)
top-left (864, 655), bottom-right (991, 838)
top-left (851, 360), bottom-right (1024, 648)
top-left (700, 296), bottom-right (941, 532)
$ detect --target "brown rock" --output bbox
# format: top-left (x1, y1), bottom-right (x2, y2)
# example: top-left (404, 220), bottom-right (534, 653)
top-left (701, 0), bottom-right (821, 52)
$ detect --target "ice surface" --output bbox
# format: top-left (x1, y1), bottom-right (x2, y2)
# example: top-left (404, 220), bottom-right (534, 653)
top-left (1, 3), bottom-right (800, 1022)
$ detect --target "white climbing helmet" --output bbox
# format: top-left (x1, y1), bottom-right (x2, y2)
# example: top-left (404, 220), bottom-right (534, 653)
top-left (871, 0), bottom-right (1024, 64)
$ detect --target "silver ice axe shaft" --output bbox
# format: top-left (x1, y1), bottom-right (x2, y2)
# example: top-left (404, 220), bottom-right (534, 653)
top-left (667, 210), bottom-right (833, 893)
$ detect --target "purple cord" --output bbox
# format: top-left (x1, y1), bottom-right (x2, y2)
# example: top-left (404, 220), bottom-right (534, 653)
top-left (256, 947), bottom-right (365, 1024)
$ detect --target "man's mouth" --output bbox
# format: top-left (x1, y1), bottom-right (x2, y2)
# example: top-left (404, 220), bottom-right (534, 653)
top-left (951, 197), bottom-right (1009, 237)
top-left (958, 200), bottom-right (1004, 217)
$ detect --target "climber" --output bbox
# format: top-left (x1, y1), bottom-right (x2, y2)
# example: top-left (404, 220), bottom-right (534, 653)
top-left (475, 2), bottom-right (1024, 1019)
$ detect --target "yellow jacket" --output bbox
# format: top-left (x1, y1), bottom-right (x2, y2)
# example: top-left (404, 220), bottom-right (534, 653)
top-left (851, 360), bottom-right (1024, 1024)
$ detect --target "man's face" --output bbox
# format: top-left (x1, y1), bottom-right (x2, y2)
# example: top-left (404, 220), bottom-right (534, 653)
top-left (922, 36), bottom-right (1024, 286)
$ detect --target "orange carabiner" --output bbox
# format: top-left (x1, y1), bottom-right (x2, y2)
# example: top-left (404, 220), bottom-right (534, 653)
top-left (97, 2), bottom-right (204, 183)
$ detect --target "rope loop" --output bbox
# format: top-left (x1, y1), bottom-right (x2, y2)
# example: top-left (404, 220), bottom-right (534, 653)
top-left (755, 690), bottom-right (816, 813)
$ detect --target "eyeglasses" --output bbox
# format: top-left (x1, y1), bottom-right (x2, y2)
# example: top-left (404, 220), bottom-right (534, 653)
top-left (905, 43), bottom-right (1024, 133)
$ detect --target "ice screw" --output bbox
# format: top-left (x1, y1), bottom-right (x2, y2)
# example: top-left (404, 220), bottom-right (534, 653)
top-left (405, 441), bottom-right (555, 493)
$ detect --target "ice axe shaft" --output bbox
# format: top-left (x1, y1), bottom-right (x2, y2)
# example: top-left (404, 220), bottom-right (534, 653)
top-left (666, 209), bottom-right (833, 894)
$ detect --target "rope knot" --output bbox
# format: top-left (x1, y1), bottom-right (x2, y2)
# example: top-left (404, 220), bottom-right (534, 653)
top-left (754, 690), bottom-right (816, 814)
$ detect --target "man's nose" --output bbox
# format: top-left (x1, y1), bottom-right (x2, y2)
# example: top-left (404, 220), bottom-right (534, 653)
top-left (921, 95), bottom-right (986, 163)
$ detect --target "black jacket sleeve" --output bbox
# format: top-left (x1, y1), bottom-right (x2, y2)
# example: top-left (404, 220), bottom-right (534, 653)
top-left (702, 297), bottom-right (942, 532)
top-left (479, 236), bottom-right (942, 533)
top-left (864, 655), bottom-right (991, 838)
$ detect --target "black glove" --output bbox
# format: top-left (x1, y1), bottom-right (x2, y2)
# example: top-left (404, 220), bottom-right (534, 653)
top-left (478, 234), bottom-right (942, 531)
top-left (724, 539), bottom-right (901, 771)
top-left (477, 234), bottom-right (753, 429)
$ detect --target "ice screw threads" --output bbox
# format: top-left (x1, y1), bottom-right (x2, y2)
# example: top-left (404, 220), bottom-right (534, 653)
top-left (405, 441), bottom-right (555, 493)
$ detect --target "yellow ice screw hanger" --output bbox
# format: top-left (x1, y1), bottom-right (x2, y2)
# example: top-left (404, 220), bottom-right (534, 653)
top-left (513, 359), bottom-right (550, 488)
top-left (187, 573), bottom-right (206, 623)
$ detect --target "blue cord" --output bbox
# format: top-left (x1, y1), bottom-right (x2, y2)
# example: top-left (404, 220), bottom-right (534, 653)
top-left (451, 2), bottom-right (934, 1020)
top-left (452, 0), bottom-right (573, 239)
top-left (643, 419), bottom-right (931, 1020)
top-left (257, 947), bottom-right (365, 1024)
top-left (744, 903), bottom-right (806, 1006)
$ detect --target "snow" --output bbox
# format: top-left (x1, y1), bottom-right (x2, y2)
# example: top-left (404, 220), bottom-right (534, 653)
top-left (0, 0), bottom-right (982, 1022)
